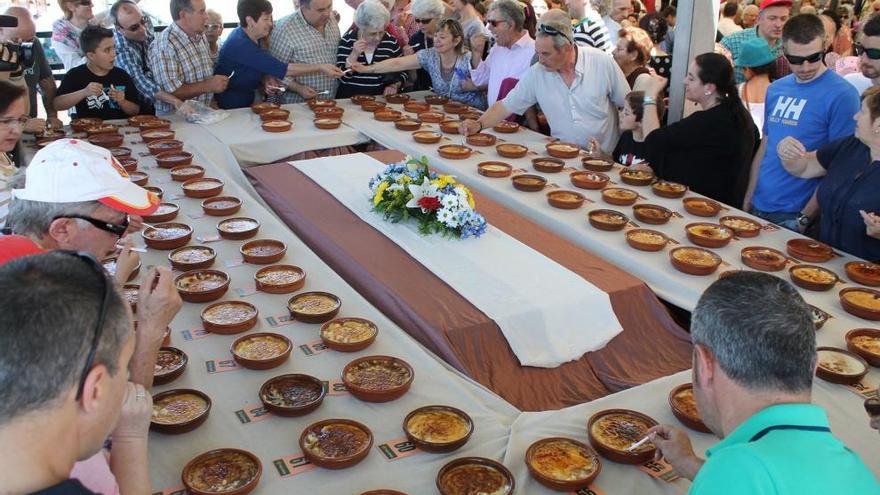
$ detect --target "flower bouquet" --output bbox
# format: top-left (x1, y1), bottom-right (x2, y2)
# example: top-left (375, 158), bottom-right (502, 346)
top-left (369, 156), bottom-right (487, 239)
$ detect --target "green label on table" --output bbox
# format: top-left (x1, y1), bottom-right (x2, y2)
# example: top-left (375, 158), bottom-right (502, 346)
top-left (180, 327), bottom-right (210, 341)
top-left (321, 379), bottom-right (349, 396)
top-left (205, 358), bottom-right (240, 374)
top-left (235, 404), bottom-right (271, 424)
top-left (846, 378), bottom-right (878, 399)
top-left (573, 486), bottom-right (606, 495)
top-left (273, 453), bottom-right (315, 478)
top-left (266, 313), bottom-right (295, 328)
top-left (376, 437), bottom-right (419, 461)
top-left (300, 339), bottom-right (328, 357)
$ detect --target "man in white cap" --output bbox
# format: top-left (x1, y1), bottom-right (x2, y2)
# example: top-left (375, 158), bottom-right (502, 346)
top-left (2, 138), bottom-right (181, 390)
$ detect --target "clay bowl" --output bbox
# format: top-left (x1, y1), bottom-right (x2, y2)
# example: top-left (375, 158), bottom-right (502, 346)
top-left (404, 101), bottom-right (430, 113)
top-left (240, 239), bottom-right (287, 264)
top-left (351, 94), bottom-right (375, 105)
top-left (155, 150), bottom-right (193, 169)
top-left (466, 133), bottom-right (496, 147)
top-left (259, 373), bottom-right (326, 416)
top-left (619, 168), bottom-right (655, 187)
top-left (845, 261), bottom-right (880, 287)
top-left (625, 229), bottom-right (669, 252)
top-left (632, 204), bottom-right (672, 225)
top-left (458, 111), bottom-right (482, 121)
top-left (682, 197), bottom-right (722, 217)
top-left (138, 118), bottom-right (172, 131)
top-left (512, 174), bottom-right (547, 192)
top-left (150, 388), bottom-right (211, 434)
top-left (418, 111), bottom-right (446, 123)
top-left (425, 94), bottom-right (449, 105)
top-left (231, 332), bottom-right (292, 370)
top-left (262, 120), bottom-right (292, 133)
top-left (601, 187), bottom-right (638, 206)
top-left (314, 106), bottom-right (344, 119)
top-left (342, 355), bottom-right (414, 402)
top-left (141, 222), bottom-right (192, 250)
top-left (525, 437), bottom-right (601, 492)
top-left (477, 161), bottom-right (512, 178)
top-left (586, 408), bottom-right (658, 465)
top-left (442, 101), bottom-right (468, 114)
top-left (307, 98), bottom-right (337, 110)
top-left (361, 100), bottom-right (386, 112)
top-left (815, 346), bottom-right (869, 385)
top-left (153, 347), bottom-right (188, 386)
top-left (144, 185), bottom-right (163, 199)
top-left (287, 291), bottom-right (341, 323)
top-left (846, 328), bottom-right (880, 366)
top-left (437, 457), bottom-right (515, 495)
top-left (740, 246), bottom-right (788, 272)
top-left (170, 164), bottom-right (205, 182)
top-left (147, 138), bottom-right (183, 156)
top-left (720, 215), bottom-right (762, 238)
top-left (85, 124), bottom-right (118, 136)
top-left (251, 101), bottom-right (280, 114)
top-left (403, 405), bottom-right (474, 453)
top-left (174, 269), bottom-right (230, 303)
top-left (496, 143), bottom-right (529, 159)
top-left (790, 264), bottom-right (839, 291)
top-left (588, 209), bottom-right (629, 231)
top-left (143, 202), bottom-right (180, 223)
top-left (438, 144), bottom-right (472, 160)
top-left (122, 284), bottom-right (139, 312)
top-left (70, 117), bottom-right (103, 132)
top-left (119, 157), bottom-right (139, 172)
top-left (493, 121), bottom-right (520, 133)
top-left (840, 287), bottom-right (880, 320)
top-left (320, 317), bottom-right (378, 352)
top-left (412, 130), bottom-right (442, 144)
top-left (532, 157), bottom-right (565, 173)
top-left (360, 491), bottom-right (408, 495)
top-left (439, 120), bottom-right (461, 134)
top-left (128, 115), bottom-right (159, 126)
top-left (668, 383), bottom-right (711, 433)
top-left (394, 118), bottom-right (422, 131)
top-left (140, 129), bottom-right (175, 143)
top-left (181, 448), bottom-right (261, 495)
top-left (201, 196), bottom-right (242, 216)
top-left (200, 300), bottom-right (258, 334)
top-left (217, 217), bottom-right (260, 240)
top-left (101, 256), bottom-right (140, 281)
top-left (168, 245), bottom-right (216, 271)
top-left (87, 132), bottom-right (124, 149)
top-left (374, 110), bottom-right (403, 122)
top-left (786, 239), bottom-right (834, 263)
top-left (582, 157), bottom-right (614, 172)
top-left (183, 178), bottom-right (224, 198)
top-left (545, 142), bottom-right (581, 159)
top-left (669, 246), bottom-right (722, 276)
top-left (259, 108), bottom-right (290, 122)
top-left (314, 118), bottom-right (342, 129)
top-left (810, 304), bottom-right (830, 330)
top-left (685, 222), bottom-right (734, 249)
top-left (109, 146), bottom-right (132, 160)
top-left (299, 419), bottom-right (373, 469)
top-left (651, 180), bottom-right (688, 198)
top-left (570, 171), bottom-right (609, 190)
top-left (128, 171), bottom-right (149, 186)
top-left (385, 93), bottom-right (411, 104)
top-left (254, 264), bottom-right (306, 294)
top-left (547, 190), bottom-right (586, 209)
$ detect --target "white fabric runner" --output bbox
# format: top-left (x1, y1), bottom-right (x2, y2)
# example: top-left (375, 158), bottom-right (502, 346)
top-left (290, 153), bottom-right (623, 368)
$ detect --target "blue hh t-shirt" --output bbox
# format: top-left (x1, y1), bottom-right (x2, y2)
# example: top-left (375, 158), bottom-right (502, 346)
top-left (215, 27), bottom-right (287, 109)
top-left (752, 69), bottom-right (859, 213)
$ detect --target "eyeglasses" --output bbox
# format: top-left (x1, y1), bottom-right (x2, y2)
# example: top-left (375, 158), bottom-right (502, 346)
top-left (78, 0), bottom-right (94, 6)
top-left (486, 19), bottom-right (505, 27)
top-left (855, 43), bottom-right (880, 60)
top-left (537, 23), bottom-right (572, 43)
top-left (119, 18), bottom-right (146, 33)
top-left (414, 17), bottom-right (434, 24)
top-left (55, 251), bottom-right (111, 401)
top-left (784, 51), bottom-right (823, 65)
top-left (205, 23), bottom-right (222, 31)
top-left (0, 116), bottom-right (29, 129)
top-left (53, 214), bottom-right (129, 238)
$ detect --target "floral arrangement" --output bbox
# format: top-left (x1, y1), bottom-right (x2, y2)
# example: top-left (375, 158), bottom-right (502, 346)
top-left (369, 156), bottom-right (487, 239)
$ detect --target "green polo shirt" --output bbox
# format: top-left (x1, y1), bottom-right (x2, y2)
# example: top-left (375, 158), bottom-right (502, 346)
top-left (689, 404), bottom-right (879, 494)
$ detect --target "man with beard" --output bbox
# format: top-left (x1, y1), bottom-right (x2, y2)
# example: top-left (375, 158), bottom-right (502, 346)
top-left (845, 15), bottom-right (880, 94)
top-left (649, 272), bottom-right (878, 494)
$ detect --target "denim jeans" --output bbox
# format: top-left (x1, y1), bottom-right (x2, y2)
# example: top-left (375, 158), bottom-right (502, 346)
top-left (749, 207), bottom-right (800, 232)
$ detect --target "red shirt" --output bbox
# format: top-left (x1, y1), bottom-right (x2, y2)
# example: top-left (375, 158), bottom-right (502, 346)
top-left (0, 235), bottom-right (45, 265)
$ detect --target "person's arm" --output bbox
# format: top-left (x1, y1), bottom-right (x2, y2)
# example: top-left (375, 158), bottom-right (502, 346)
top-left (641, 74), bottom-right (667, 137)
top-left (38, 77), bottom-right (61, 124)
top-left (861, 210), bottom-right (880, 240)
top-left (149, 42), bottom-right (227, 101)
top-left (109, 85), bottom-right (140, 116)
top-left (632, 72), bottom-right (652, 93)
top-left (777, 136), bottom-right (825, 178)
top-left (129, 267), bottom-right (182, 389)
top-left (351, 52), bottom-right (421, 74)
top-left (742, 136), bottom-right (767, 211)
top-left (460, 66), bottom-right (537, 134)
top-left (109, 383), bottom-right (151, 495)
top-left (115, 37), bottom-right (164, 104)
top-left (53, 81), bottom-right (104, 111)
top-left (287, 62), bottom-right (344, 78)
top-left (647, 425), bottom-right (704, 481)
top-left (459, 99), bottom-right (515, 135)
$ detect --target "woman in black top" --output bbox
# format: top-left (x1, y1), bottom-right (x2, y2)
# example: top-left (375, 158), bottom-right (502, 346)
top-left (337, 0), bottom-right (407, 98)
top-left (640, 53), bottom-right (758, 208)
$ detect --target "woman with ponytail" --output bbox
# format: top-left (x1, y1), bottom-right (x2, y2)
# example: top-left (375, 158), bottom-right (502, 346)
top-left (638, 52), bottom-right (759, 208)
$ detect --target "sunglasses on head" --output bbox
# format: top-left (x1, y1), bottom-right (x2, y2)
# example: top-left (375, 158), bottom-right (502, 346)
top-left (783, 51), bottom-right (823, 65)
top-left (414, 17), bottom-right (434, 24)
top-left (537, 23), bottom-right (572, 43)
top-left (53, 214), bottom-right (129, 238)
top-left (855, 43), bottom-right (880, 60)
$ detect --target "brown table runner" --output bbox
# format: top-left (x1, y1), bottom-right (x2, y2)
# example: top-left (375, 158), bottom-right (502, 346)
top-left (246, 150), bottom-right (692, 411)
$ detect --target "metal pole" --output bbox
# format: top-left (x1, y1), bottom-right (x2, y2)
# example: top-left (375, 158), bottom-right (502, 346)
top-left (667, 0), bottom-right (719, 123)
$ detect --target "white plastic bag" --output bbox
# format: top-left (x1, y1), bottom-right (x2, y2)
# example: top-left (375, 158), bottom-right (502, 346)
top-left (177, 99), bottom-right (230, 125)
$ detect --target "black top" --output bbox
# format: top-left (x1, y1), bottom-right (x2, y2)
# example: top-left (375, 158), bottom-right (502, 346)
top-left (335, 27), bottom-right (407, 98)
top-left (626, 66), bottom-right (650, 89)
top-left (613, 131), bottom-right (649, 166)
top-left (644, 102), bottom-right (758, 208)
top-left (24, 39), bottom-right (53, 118)
top-left (30, 479), bottom-right (97, 495)
top-left (57, 64), bottom-right (140, 120)
top-left (408, 31), bottom-right (434, 92)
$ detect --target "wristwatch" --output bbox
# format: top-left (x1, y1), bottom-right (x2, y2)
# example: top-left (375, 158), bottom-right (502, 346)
top-left (796, 213), bottom-right (812, 227)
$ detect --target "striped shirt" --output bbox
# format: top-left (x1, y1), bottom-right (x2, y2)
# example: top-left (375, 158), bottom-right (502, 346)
top-left (148, 21), bottom-right (214, 114)
top-left (269, 10), bottom-right (341, 103)
top-left (573, 10), bottom-right (612, 53)
top-left (335, 28), bottom-right (406, 98)
top-left (114, 24), bottom-right (162, 104)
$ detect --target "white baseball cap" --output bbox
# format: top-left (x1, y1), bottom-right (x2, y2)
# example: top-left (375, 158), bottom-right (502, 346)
top-left (13, 138), bottom-right (160, 216)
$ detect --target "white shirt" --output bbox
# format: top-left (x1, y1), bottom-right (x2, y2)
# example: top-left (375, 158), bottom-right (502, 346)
top-left (502, 45), bottom-right (629, 151)
top-left (844, 72), bottom-right (875, 95)
top-left (470, 33), bottom-right (536, 105)
top-left (603, 15), bottom-right (621, 45)
top-left (718, 17), bottom-right (742, 38)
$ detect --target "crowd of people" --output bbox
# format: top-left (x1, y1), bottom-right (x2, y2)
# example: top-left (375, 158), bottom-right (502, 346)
top-left (0, 0), bottom-right (880, 494)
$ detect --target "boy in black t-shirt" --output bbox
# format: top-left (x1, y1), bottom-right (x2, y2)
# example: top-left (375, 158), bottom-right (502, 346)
top-left (588, 91), bottom-right (663, 167)
top-left (55, 25), bottom-right (140, 119)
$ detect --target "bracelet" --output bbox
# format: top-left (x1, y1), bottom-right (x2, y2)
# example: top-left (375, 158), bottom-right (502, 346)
top-left (643, 96), bottom-right (657, 106)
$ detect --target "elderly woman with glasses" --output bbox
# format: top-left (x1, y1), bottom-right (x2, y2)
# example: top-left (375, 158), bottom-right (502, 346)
top-left (0, 80), bottom-right (26, 228)
top-left (613, 26), bottom-right (653, 91)
top-left (337, 0), bottom-right (408, 98)
top-left (352, 18), bottom-right (486, 108)
top-left (407, 0), bottom-right (445, 90)
top-left (51, 0), bottom-right (95, 71)
top-left (204, 9), bottom-right (224, 63)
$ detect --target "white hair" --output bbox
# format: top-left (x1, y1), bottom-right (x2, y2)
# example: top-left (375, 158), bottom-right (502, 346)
top-left (355, 0), bottom-right (391, 31)
top-left (411, 0), bottom-right (444, 19)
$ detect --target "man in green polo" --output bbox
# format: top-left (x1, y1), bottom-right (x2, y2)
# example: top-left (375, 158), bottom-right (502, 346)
top-left (650, 272), bottom-right (878, 494)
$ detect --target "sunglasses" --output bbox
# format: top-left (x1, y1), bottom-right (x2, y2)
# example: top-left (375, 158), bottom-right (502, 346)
top-left (486, 19), bottom-right (505, 27)
top-left (54, 214), bottom-right (129, 238)
top-left (537, 23), bottom-right (572, 43)
top-left (414, 17), bottom-right (434, 24)
top-left (120, 17), bottom-right (146, 33)
top-left (855, 43), bottom-right (880, 60)
top-left (784, 51), bottom-right (823, 65)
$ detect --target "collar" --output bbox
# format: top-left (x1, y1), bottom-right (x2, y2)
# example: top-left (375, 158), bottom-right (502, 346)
top-left (170, 20), bottom-right (203, 44)
top-left (754, 25), bottom-right (781, 49)
top-left (114, 26), bottom-right (151, 48)
top-left (707, 403), bottom-right (829, 458)
top-left (512, 31), bottom-right (534, 49)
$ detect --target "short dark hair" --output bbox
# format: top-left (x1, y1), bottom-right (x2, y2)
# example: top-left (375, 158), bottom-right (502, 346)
top-left (79, 25), bottom-right (114, 54)
top-left (625, 90), bottom-right (663, 122)
top-left (0, 252), bottom-right (130, 425)
top-left (237, 0), bottom-right (272, 27)
top-left (638, 12), bottom-right (668, 45)
top-left (864, 14), bottom-right (880, 38)
top-left (722, 2), bottom-right (738, 18)
top-left (660, 6), bottom-right (675, 18)
top-left (170, 0), bottom-right (194, 21)
top-left (691, 272), bottom-right (816, 394)
top-left (782, 13), bottom-right (826, 46)
top-left (0, 80), bottom-right (26, 115)
top-left (108, 0), bottom-right (137, 27)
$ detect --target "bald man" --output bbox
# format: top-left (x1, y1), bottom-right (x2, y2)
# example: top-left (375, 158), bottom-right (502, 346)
top-left (1, 6), bottom-right (62, 129)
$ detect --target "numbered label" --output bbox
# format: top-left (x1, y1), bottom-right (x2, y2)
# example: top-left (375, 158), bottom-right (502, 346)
top-left (300, 339), bottom-right (329, 357)
top-left (376, 437), bottom-right (421, 461)
top-left (235, 404), bottom-right (272, 424)
top-left (196, 234), bottom-right (222, 243)
top-left (639, 458), bottom-right (680, 482)
top-left (846, 378), bottom-right (879, 400)
top-left (205, 358), bottom-right (241, 374)
top-left (224, 256), bottom-right (244, 268)
top-left (272, 453), bottom-right (316, 478)
top-left (180, 327), bottom-right (210, 341)
top-left (321, 379), bottom-right (349, 396)
top-left (572, 486), bottom-right (607, 495)
top-left (234, 284), bottom-right (258, 298)
top-left (266, 314), bottom-right (295, 328)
